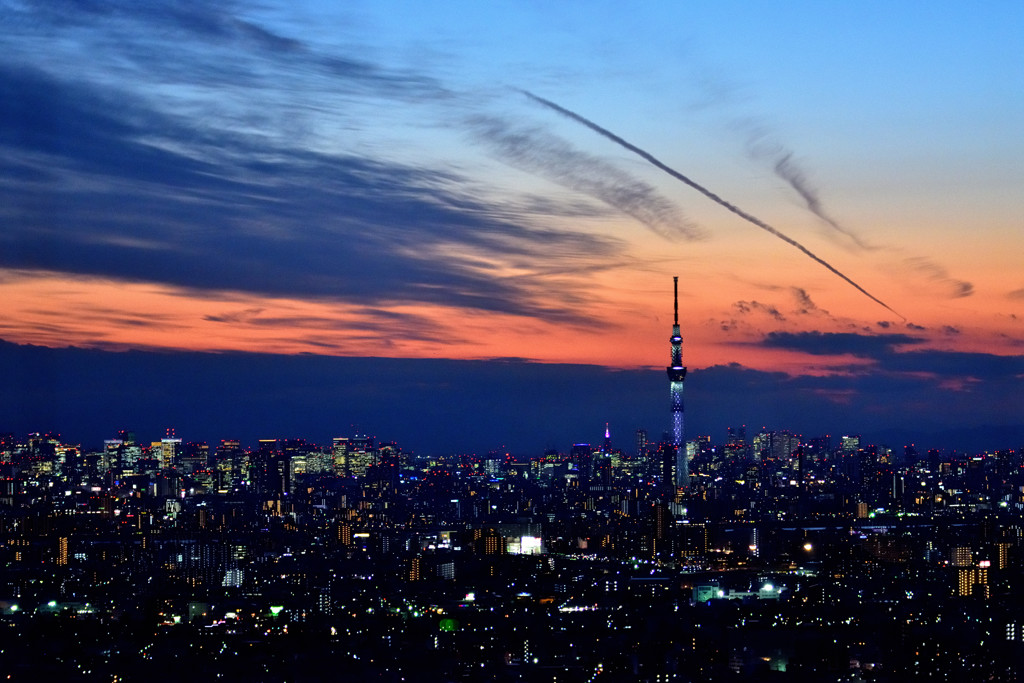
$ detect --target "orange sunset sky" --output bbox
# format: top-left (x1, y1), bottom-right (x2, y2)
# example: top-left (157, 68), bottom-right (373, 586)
top-left (1, 2), bottom-right (1021, 452)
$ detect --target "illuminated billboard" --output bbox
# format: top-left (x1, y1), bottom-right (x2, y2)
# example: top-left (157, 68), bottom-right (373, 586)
top-left (507, 535), bottom-right (543, 555)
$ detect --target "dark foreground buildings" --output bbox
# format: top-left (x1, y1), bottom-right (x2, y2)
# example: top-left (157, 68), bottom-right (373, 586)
top-left (1, 426), bottom-right (1024, 681)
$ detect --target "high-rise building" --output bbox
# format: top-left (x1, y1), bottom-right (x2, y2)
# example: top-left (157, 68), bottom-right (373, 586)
top-left (726, 426), bottom-right (747, 461)
top-left (601, 424), bottom-right (612, 454)
top-left (215, 439), bottom-right (243, 487)
top-left (347, 435), bottom-right (374, 477)
top-left (957, 561), bottom-right (990, 598)
top-left (951, 546), bottom-right (972, 567)
top-left (751, 429), bottom-right (801, 489)
top-left (570, 443), bottom-right (592, 482)
top-left (666, 277), bottom-right (688, 487)
top-left (160, 429), bottom-right (182, 470)
top-left (635, 429), bottom-right (648, 459)
top-left (331, 437), bottom-right (349, 476)
top-left (652, 501), bottom-right (674, 560)
top-left (681, 521), bottom-right (708, 560)
top-left (253, 439), bottom-right (290, 498)
top-left (659, 442), bottom-right (677, 493)
top-left (996, 542), bottom-right (1011, 570)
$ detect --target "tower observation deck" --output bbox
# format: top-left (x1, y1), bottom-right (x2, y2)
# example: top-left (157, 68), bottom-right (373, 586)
top-left (667, 276), bottom-right (687, 487)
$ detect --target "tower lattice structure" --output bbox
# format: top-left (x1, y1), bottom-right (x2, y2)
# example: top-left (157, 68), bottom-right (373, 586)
top-left (666, 276), bottom-right (688, 488)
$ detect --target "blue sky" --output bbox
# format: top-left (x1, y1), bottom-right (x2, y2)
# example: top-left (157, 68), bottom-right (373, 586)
top-left (1, 0), bottom-right (1022, 452)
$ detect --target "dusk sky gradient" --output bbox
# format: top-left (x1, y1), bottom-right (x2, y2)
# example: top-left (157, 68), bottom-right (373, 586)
top-left (2, 1), bottom-right (1022, 454)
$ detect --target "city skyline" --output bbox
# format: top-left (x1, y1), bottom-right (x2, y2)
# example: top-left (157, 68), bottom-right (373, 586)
top-left (4, 373), bottom-right (1022, 681)
top-left (3, 337), bottom-right (1022, 456)
top-left (1, 2), bottom-right (1022, 453)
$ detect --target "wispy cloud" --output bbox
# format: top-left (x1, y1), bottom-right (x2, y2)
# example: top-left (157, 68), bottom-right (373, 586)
top-left (903, 257), bottom-right (974, 299)
top-left (790, 287), bottom-right (833, 318)
top-left (0, 62), bottom-right (626, 327)
top-left (742, 120), bottom-right (873, 250)
top-left (759, 331), bottom-right (923, 358)
top-left (757, 330), bottom-right (1024, 389)
top-left (5, 1), bottom-right (444, 100)
top-left (733, 300), bottom-right (785, 321)
top-left (469, 115), bottom-right (702, 241)
top-left (523, 90), bottom-right (905, 320)
top-left (688, 72), bottom-right (975, 307)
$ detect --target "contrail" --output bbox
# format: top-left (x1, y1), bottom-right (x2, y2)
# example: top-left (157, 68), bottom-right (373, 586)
top-left (772, 152), bottom-right (872, 250)
top-left (522, 90), bottom-right (904, 320)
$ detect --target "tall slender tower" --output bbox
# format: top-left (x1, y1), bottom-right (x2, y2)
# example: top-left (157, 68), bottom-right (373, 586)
top-left (666, 277), bottom-right (688, 487)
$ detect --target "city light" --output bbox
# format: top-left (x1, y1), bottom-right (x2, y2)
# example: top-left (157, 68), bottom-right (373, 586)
top-left (0, 277), bottom-right (1015, 678)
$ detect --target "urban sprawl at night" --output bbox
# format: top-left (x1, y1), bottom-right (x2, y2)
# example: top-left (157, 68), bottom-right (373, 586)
top-left (4, 2), bottom-right (1021, 681)
top-left (2, 419), bottom-right (1022, 682)
top-left (3, 281), bottom-right (1023, 681)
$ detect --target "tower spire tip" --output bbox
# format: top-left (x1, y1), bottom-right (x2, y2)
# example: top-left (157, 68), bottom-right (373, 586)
top-left (673, 276), bottom-right (679, 326)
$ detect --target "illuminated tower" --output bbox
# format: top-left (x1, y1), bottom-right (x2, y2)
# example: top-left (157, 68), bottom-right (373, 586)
top-left (666, 277), bottom-right (688, 487)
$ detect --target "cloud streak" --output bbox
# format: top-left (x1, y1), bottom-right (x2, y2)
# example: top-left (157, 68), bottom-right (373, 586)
top-left (791, 287), bottom-right (830, 317)
top-left (734, 300), bottom-right (785, 321)
top-left (702, 84), bottom-right (973, 303)
top-left (522, 90), bottom-right (905, 320)
top-left (742, 123), bottom-right (873, 250)
top-left (904, 257), bottom-right (974, 299)
top-left (760, 331), bottom-right (923, 358)
top-left (469, 115), bottom-right (702, 240)
top-left (0, 65), bottom-right (631, 327)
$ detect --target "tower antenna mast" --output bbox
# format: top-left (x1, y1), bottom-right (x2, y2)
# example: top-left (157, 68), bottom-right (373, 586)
top-left (674, 276), bottom-right (679, 326)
